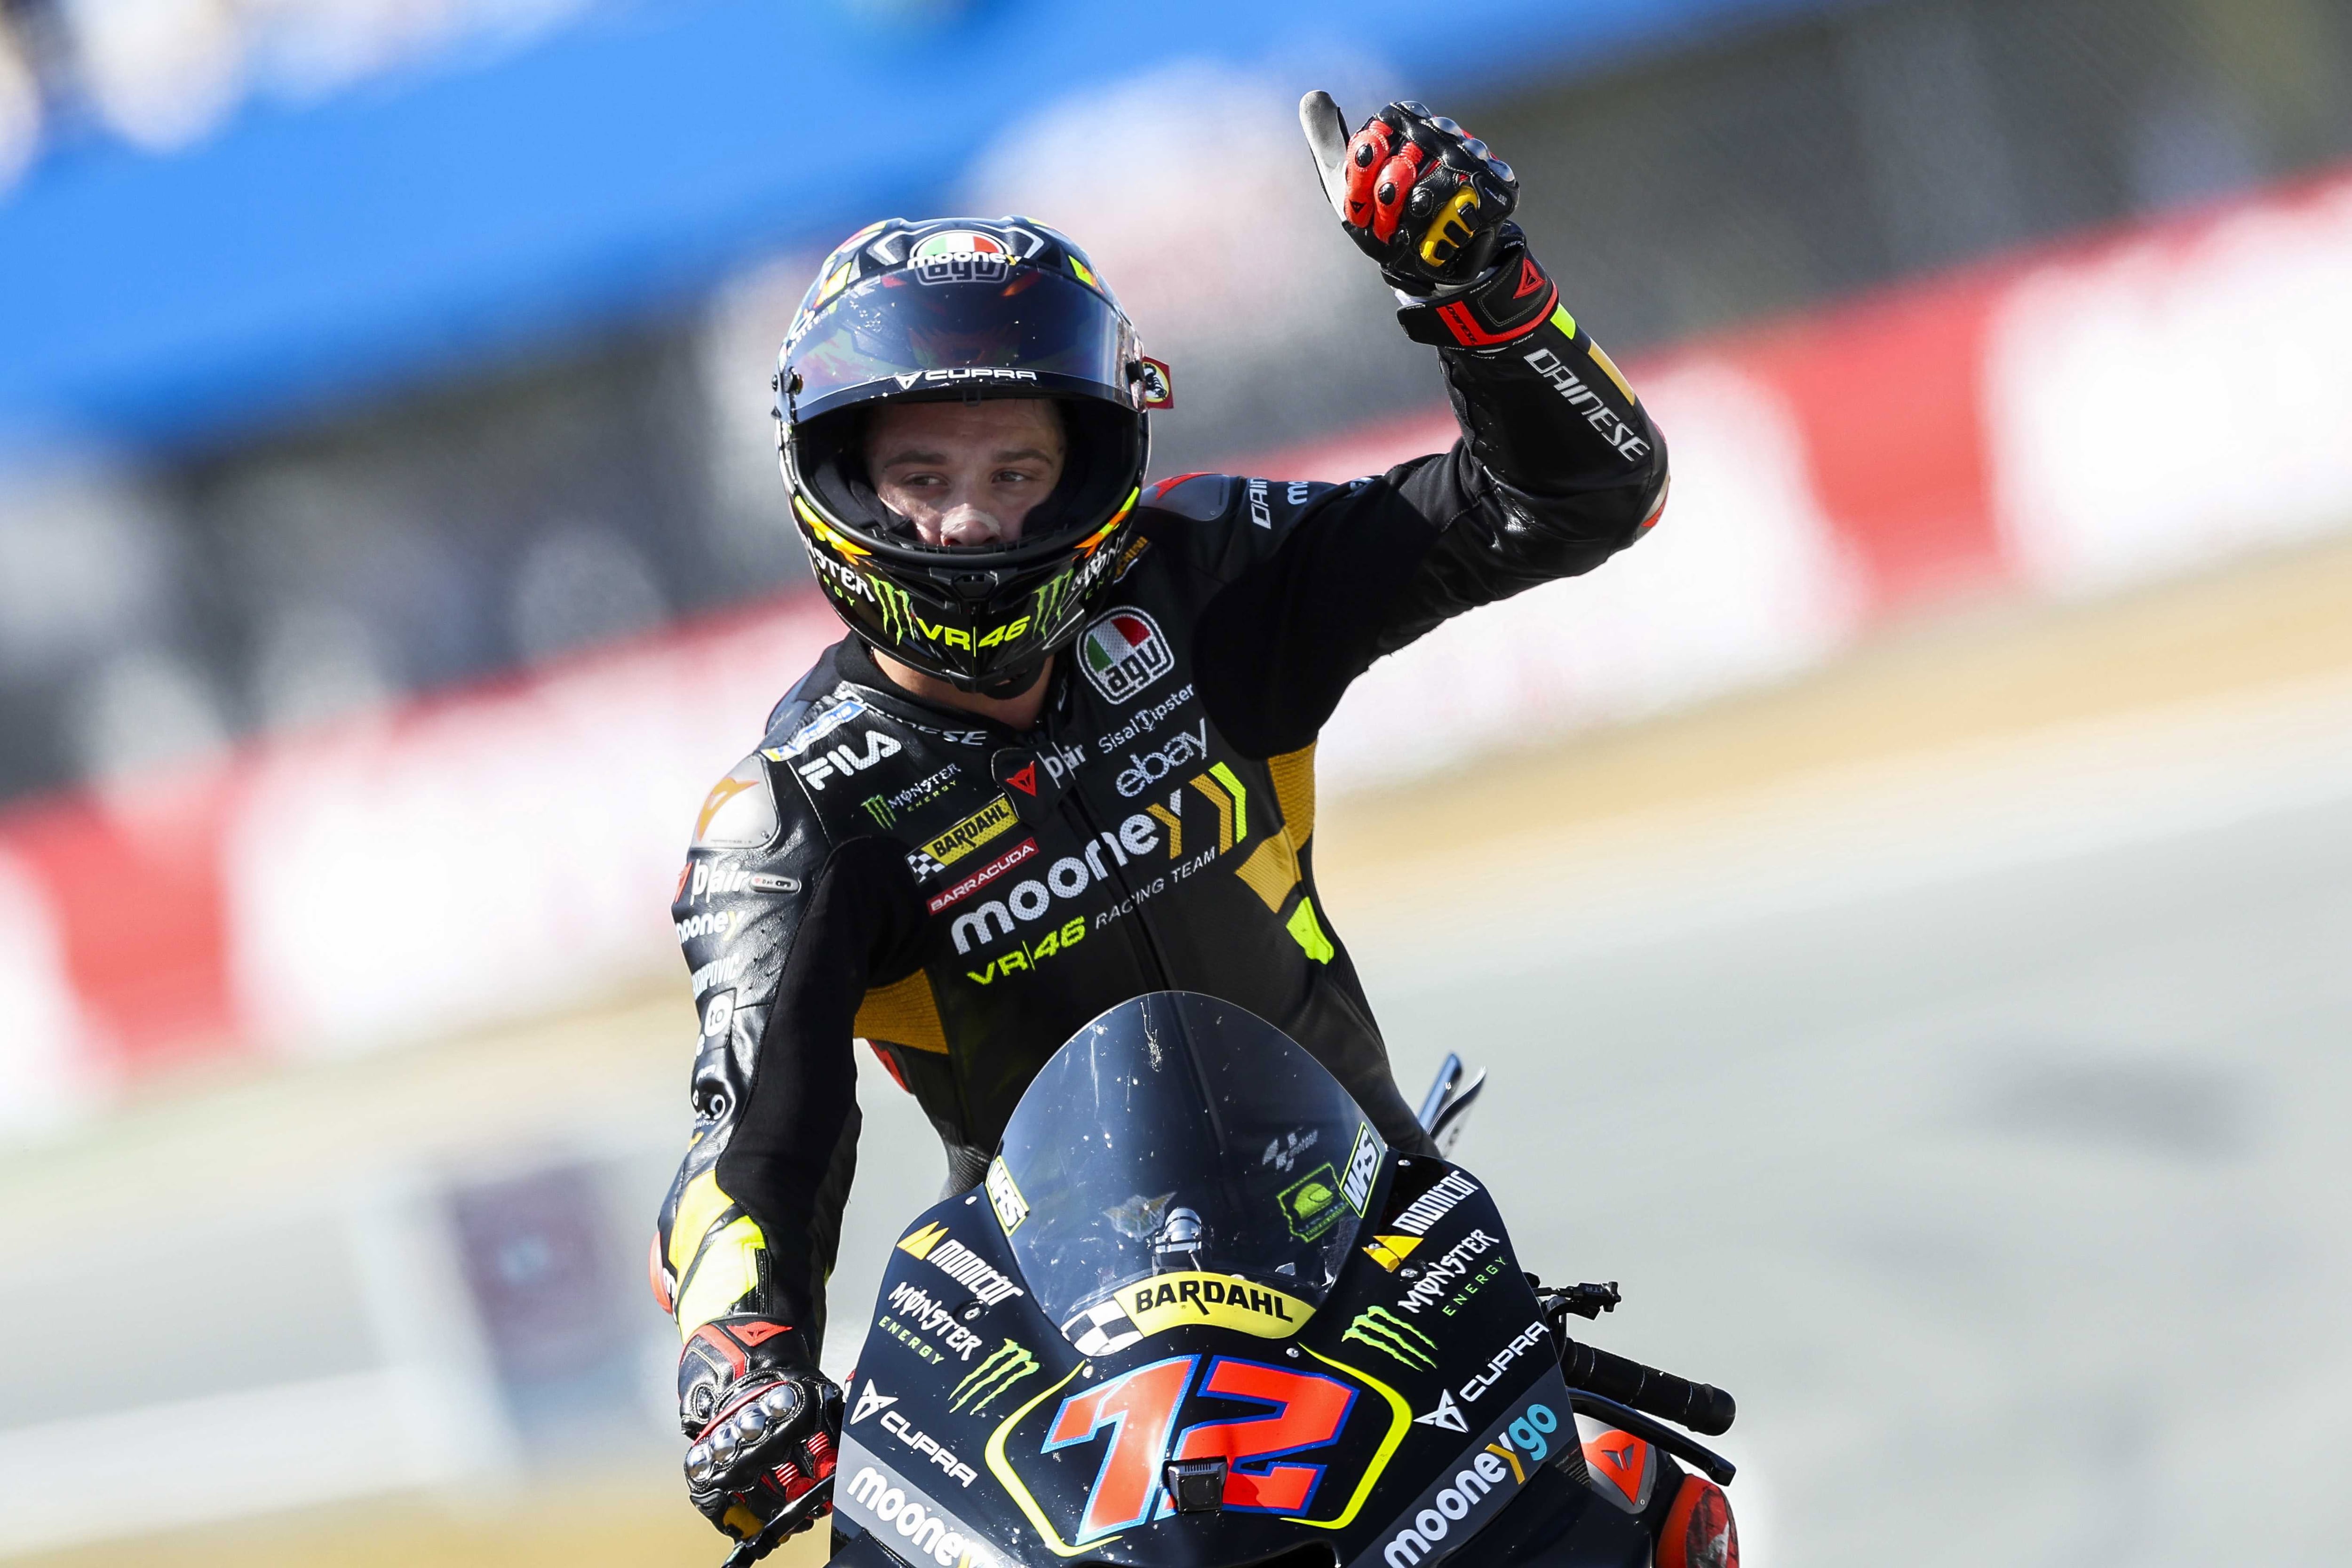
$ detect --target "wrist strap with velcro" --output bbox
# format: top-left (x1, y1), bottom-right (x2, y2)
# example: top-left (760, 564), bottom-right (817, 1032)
top-left (1396, 243), bottom-right (1558, 350)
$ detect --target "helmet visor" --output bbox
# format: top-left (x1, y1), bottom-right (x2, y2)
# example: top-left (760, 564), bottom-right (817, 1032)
top-left (786, 265), bottom-right (1134, 422)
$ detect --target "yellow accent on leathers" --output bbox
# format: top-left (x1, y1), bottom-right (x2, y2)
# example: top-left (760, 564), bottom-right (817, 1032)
top-left (1267, 744), bottom-right (1316, 845)
top-left (1234, 828), bottom-right (1301, 911)
top-left (668, 1169), bottom-right (734, 1278)
top-left (855, 970), bottom-right (949, 1054)
top-left (675, 1214), bottom-right (766, 1339)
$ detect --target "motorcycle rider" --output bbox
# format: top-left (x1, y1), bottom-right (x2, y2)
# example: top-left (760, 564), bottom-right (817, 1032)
top-left (654, 93), bottom-right (1671, 1552)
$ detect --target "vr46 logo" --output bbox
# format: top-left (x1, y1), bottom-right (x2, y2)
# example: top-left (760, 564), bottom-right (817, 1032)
top-left (912, 614), bottom-right (1032, 652)
top-left (967, 917), bottom-right (1086, 984)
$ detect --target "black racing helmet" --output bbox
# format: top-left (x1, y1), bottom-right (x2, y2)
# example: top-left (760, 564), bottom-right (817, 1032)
top-left (776, 217), bottom-right (1168, 694)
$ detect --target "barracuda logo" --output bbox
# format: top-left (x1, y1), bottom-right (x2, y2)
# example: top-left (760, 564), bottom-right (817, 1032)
top-left (1345, 1305), bottom-right (1437, 1370)
top-left (950, 1339), bottom-right (1038, 1414)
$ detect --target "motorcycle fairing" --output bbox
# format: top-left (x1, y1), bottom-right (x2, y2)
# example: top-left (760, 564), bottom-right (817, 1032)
top-left (836, 1146), bottom-right (1609, 1568)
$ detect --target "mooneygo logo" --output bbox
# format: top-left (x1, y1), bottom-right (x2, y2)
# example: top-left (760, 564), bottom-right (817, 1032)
top-left (1379, 1388), bottom-right (1565, 1568)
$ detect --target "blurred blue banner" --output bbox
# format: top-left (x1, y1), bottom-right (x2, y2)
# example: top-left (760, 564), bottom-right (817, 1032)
top-left (0, 0), bottom-right (1859, 455)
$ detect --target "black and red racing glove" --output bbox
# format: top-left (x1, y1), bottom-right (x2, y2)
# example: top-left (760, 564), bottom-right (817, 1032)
top-left (1300, 90), bottom-right (1560, 351)
top-left (678, 1316), bottom-right (841, 1558)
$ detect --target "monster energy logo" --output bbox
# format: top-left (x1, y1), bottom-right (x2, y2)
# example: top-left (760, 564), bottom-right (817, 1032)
top-left (862, 795), bottom-right (896, 828)
top-left (1344, 1305), bottom-right (1438, 1370)
top-left (873, 577), bottom-right (916, 641)
top-left (950, 1339), bottom-right (1039, 1414)
top-left (1030, 569), bottom-right (1073, 632)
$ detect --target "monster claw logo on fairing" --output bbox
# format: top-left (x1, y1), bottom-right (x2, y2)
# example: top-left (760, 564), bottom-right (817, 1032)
top-left (1343, 1305), bottom-right (1438, 1370)
top-left (952, 1340), bottom-right (1039, 1415)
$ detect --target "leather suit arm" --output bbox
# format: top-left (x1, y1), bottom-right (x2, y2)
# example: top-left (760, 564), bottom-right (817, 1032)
top-left (653, 758), bottom-right (923, 1353)
top-left (1375, 266), bottom-right (1668, 658)
top-left (1183, 244), bottom-right (1666, 759)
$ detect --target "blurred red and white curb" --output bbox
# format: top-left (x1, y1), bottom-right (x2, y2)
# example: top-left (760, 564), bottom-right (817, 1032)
top-left (5, 163), bottom-right (2350, 1126)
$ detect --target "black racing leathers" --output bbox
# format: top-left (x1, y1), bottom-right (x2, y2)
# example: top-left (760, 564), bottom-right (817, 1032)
top-left (652, 279), bottom-right (1668, 1353)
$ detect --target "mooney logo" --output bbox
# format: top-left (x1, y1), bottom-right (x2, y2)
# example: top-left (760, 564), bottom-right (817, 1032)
top-left (839, 1457), bottom-right (1009, 1568)
top-left (911, 230), bottom-right (1012, 284)
top-left (1390, 1171), bottom-right (1479, 1238)
top-left (951, 1340), bottom-right (1039, 1415)
top-left (1344, 1305), bottom-right (1437, 1370)
top-left (896, 1224), bottom-right (1025, 1307)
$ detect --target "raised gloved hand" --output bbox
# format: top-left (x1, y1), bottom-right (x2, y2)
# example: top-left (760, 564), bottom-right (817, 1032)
top-left (1300, 92), bottom-right (1521, 294)
top-left (677, 1316), bottom-right (842, 1558)
top-left (1300, 89), bottom-right (1561, 351)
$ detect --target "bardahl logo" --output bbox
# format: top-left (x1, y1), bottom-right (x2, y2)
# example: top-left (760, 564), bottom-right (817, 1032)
top-left (922, 796), bottom-right (1019, 869)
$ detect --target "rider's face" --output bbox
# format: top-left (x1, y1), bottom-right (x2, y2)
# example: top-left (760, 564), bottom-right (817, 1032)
top-left (866, 398), bottom-right (1066, 548)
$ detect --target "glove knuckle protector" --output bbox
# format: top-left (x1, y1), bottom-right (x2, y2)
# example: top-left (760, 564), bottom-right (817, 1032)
top-left (1330, 99), bottom-right (1519, 290)
top-left (678, 1315), bottom-right (842, 1544)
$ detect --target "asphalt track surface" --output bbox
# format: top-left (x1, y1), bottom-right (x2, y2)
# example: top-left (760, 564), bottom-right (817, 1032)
top-left (811, 673), bottom-right (2352, 1568)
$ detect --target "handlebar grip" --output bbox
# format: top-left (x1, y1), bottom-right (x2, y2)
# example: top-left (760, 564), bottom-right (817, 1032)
top-left (1558, 1338), bottom-right (1736, 1437)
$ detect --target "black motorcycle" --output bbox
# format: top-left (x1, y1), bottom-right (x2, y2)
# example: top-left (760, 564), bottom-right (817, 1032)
top-left (761, 991), bottom-right (1739, 1568)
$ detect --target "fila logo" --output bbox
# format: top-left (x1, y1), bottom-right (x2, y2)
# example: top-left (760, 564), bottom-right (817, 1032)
top-left (797, 729), bottom-right (902, 790)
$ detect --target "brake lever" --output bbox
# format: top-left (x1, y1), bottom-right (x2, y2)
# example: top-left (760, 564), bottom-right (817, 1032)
top-left (720, 1476), bottom-right (834, 1568)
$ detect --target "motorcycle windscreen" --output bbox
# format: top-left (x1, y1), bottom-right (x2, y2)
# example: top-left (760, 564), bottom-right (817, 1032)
top-left (991, 991), bottom-right (1386, 1336)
